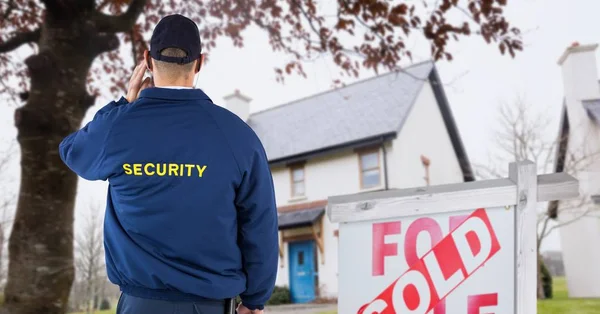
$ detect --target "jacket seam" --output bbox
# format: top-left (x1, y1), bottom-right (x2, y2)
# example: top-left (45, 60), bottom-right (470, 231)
top-left (99, 98), bottom-right (130, 177)
top-left (196, 105), bottom-right (243, 177)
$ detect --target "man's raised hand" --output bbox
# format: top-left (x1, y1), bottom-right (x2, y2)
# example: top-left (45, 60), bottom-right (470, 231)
top-left (126, 62), bottom-right (153, 103)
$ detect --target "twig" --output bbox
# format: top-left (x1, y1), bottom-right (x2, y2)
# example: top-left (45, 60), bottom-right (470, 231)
top-left (542, 206), bottom-right (594, 239)
top-left (291, 0), bottom-right (323, 45)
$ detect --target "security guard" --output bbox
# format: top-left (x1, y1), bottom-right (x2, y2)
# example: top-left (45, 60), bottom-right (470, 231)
top-left (59, 14), bottom-right (278, 314)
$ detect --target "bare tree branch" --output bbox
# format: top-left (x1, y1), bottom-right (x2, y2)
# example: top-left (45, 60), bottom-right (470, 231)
top-left (0, 28), bottom-right (41, 54)
top-left (291, 0), bottom-right (323, 47)
top-left (0, 143), bottom-right (12, 174)
top-left (475, 96), bottom-right (600, 244)
top-left (542, 205), bottom-right (593, 240)
top-left (537, 215), bottom-right (550, 250)
top-left (471, 161), bottom-right (504, 180)
top-left (478, 97), bottom-right (600, 299)
top-left (93, 0), bottom-right (148, 33)
top-left (75, 203), bottom-right (105, 313)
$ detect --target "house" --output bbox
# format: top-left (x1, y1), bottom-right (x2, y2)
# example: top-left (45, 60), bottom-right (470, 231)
top-left (222, 61), bottom-right (474, 303)
top-left (551, 43), bottom-right (600, 298)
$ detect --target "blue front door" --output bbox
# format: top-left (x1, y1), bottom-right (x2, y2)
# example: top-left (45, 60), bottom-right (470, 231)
top-left (288, 240), bottom-right (316, 303)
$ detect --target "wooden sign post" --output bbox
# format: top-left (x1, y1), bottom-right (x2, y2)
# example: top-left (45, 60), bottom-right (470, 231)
top-left (327, 161), bottom-right (579, 314)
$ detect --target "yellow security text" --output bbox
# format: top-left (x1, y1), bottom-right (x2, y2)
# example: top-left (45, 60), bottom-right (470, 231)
top-left (122, 163), bottom-right (208, 177)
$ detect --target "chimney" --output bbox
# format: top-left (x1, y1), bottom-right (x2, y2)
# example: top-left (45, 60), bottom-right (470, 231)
top-left (223, 89), bottom-right (252, 122)
top-left (558, 42), bottom-right (600, 102)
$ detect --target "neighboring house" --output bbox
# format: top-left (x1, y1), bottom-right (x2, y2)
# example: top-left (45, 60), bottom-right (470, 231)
top-left (222, 61), bottom-right (474, 303)
top-left (552, 43), bottom-right (600, 298)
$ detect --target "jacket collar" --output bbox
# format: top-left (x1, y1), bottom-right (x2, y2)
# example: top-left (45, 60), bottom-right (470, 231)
top-left (139, 87), bottom-right (212, 101)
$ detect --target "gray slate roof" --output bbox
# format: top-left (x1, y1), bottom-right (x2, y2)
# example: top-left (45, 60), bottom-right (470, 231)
top-left (591, 194), bottom-right (600, 205)
top-left (248, 61), bottom-right (434, 162)
top-left (583, 99), bottom-right (600, 122)
top-left (278, 207), bottom-right (325, 230)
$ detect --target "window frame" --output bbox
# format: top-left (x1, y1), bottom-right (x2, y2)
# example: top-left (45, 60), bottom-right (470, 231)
top-left (358, 148), bottom-right (382, 190)
top-left (290, 164), bottom-right (306, 198)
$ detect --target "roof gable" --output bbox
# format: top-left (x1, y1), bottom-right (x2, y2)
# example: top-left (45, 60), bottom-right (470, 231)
top-left (583, 99), bottom-right (600, 122)
top-left (248, 61), bottom-right (434, 162)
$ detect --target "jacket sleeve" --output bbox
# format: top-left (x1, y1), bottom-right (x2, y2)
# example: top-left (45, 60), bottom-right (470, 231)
top-left (59, 97), bottom-right (126, 181)
top-left (235, 145), bottom-right (279, 310)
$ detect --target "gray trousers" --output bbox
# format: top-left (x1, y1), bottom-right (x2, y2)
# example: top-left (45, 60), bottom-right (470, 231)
top-left (117, 293), bottom-right (228, 314)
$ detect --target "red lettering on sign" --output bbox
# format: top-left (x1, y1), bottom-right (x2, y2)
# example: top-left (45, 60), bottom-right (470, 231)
top-left (404, 217), bottom-right (446, 314)
top-left (359, 209), bottom-right (501, 314)
top-left (468, 293), bottom-right (498, 314)
top-left (449, 215), bottom-right (469, 231)
top-left (372, 222), bottom-right (401, 276)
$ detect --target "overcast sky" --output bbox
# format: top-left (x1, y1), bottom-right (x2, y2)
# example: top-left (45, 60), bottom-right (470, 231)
top-left (0, 0), bottom-right (599, 252)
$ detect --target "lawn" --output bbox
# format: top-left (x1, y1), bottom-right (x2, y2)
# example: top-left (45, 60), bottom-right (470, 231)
top-left (318, 277), bottom-right (600, 314)
top-left (538, 277), bottom-right (600, 313)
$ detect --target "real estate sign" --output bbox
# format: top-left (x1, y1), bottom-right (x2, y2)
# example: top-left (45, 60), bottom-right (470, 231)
top-left (328, 161), bottom-right (580, 314)
top-left (339, 207), bottom-right (513, 313)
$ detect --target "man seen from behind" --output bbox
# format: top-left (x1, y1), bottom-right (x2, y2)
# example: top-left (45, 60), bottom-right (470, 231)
top-left (59, 14), bottom-right (279, 314)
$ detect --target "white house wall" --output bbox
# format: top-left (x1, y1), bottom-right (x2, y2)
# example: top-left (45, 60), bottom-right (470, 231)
top-left (275, 240), bottom-right (290, 287)
top-left (318, 216), bottom-right (339, 298)
top-left (271, 149), bottom-right (384, 206)
top-left (559, 152), bottom-right (600, 298)
top-left (389, 81), bottom-right (464, 188)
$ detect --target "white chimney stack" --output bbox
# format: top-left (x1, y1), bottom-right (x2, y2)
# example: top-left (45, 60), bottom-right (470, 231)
top-left (223, 89), bottom-right (252, 122)
top-left (558, 42), bottom-right (600, 102)
top-left (556, 43), bottom-right (600, 299)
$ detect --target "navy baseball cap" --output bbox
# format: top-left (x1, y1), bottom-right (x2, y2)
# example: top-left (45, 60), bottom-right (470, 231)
top-left (150, 14), bottom-right (201, 64)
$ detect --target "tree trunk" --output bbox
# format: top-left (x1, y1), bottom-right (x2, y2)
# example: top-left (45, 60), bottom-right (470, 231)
top-left (2, 105), bottom-right (80, 314)
top-left (537, 219), bottom-right (549, 300)
top-left (1, 13), bottom-right (117, 314)
top-left (537, 251), bottom-right (546, 299)
top-left (0, 223), bottom-right (5, 287)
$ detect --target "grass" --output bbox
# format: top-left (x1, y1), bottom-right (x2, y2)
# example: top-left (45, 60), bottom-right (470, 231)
top-left (538, 277), bottom-right (600, 313)
top-left (317, 277), bottom-right (600, 314)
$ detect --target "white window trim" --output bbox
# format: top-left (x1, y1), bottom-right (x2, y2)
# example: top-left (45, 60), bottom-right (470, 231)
top-left (358, 149), bottom-right (383, 190)
top-left (290, 164), bottom-right (306, 199)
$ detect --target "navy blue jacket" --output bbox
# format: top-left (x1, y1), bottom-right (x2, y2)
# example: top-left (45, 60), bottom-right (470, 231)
top-left (59, 88), bottom-right (279, 310)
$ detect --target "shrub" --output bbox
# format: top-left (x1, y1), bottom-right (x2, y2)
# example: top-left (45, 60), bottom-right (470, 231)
top-left (541, 260), bottom-right (553, 299)
top-left (266, 286), bottom-right (291, 305)
top-left (235, 286), bottom-right (291, 307)
top-left (99, 298), bottom-right (111, 310)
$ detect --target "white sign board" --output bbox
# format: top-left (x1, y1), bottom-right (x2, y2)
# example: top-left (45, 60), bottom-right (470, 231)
top-left (328, 161), bottom-right (580, 314)
top-left (338, 207), bottom-right (514, 313)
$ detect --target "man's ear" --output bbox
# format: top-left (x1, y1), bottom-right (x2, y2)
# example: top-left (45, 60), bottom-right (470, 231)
top-left (144, 50), bottom-right (152, 71)
top-left (195, 54), bottom-right (204, 73)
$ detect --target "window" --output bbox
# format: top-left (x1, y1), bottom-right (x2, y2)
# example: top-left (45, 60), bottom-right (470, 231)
top-left (359, 150), bottom-right (381, 189)
top-left (298, 251), bottom-right (304, 265)
top-left (291, 166), bottom-right (305, 197)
